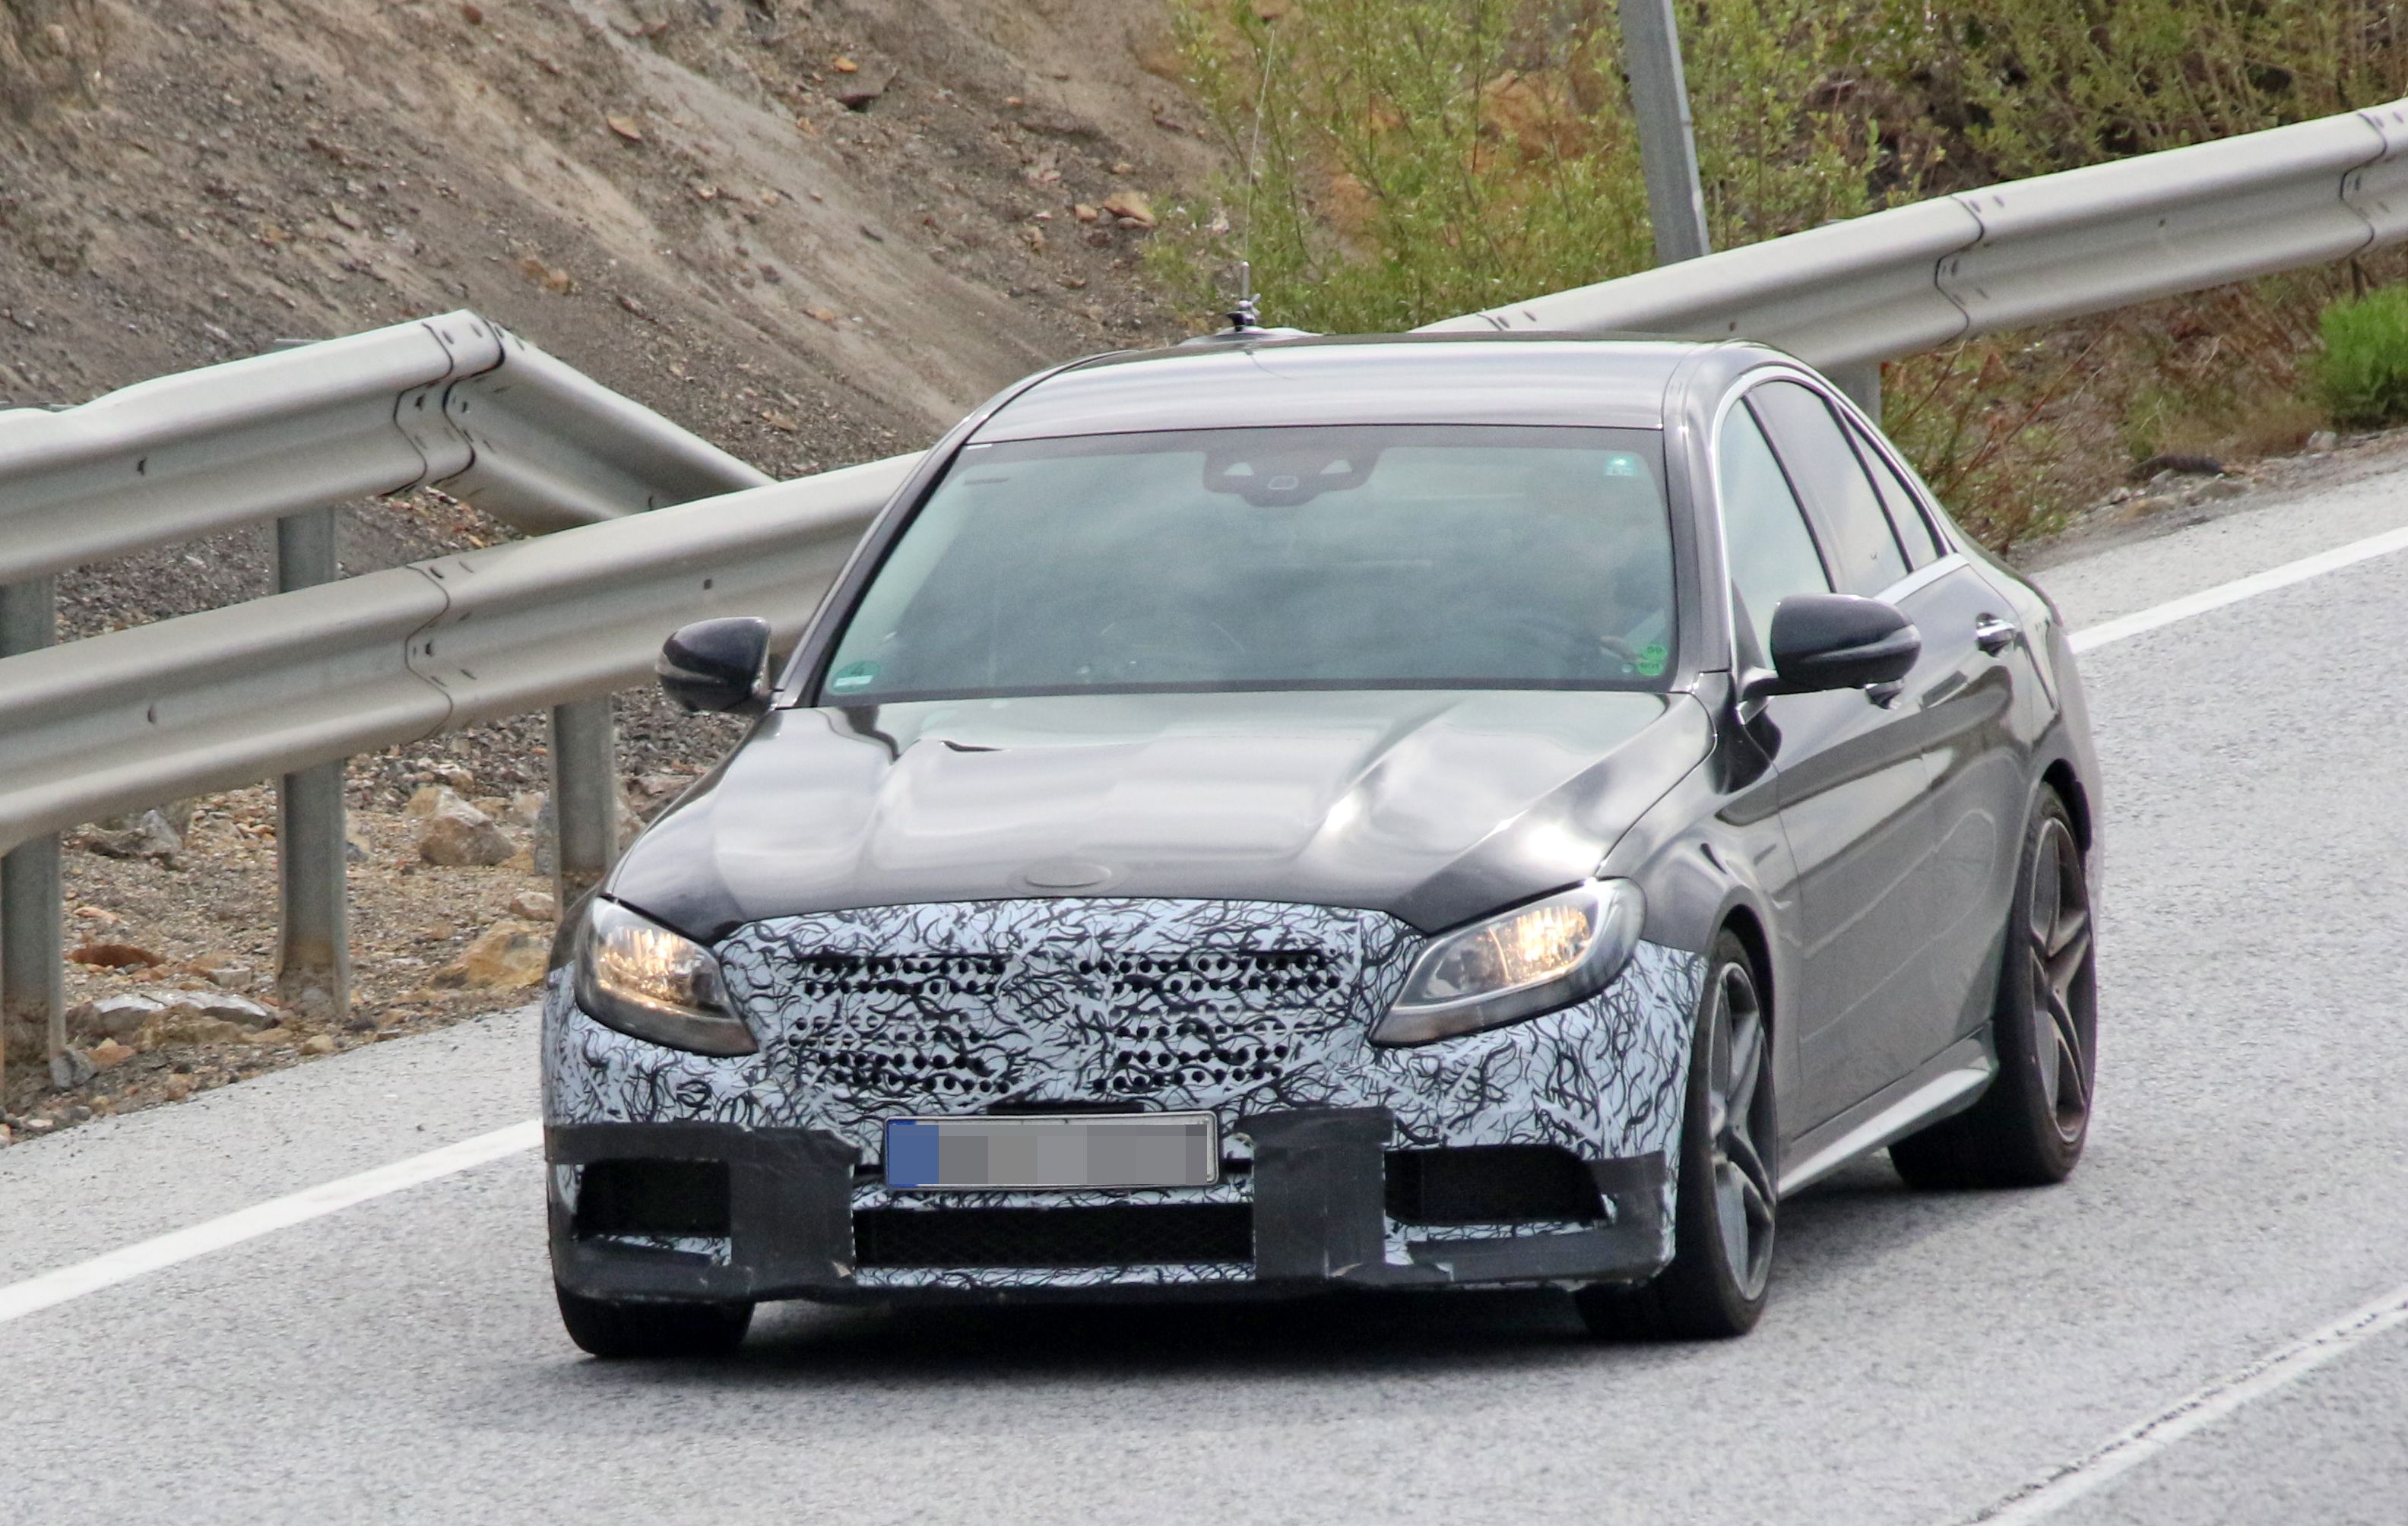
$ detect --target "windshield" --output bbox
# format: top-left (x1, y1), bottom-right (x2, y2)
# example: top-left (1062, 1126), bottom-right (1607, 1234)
top-left (813, 424), bottom-right (1676, 704)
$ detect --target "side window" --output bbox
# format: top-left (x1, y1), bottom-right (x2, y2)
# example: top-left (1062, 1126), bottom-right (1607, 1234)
top-left (1850, 421), bottom-right (1949, 563)
top-left (1716, 403), bottom-right (1831, 662)
top-left (1748, 381), bottom-right (1909, 596)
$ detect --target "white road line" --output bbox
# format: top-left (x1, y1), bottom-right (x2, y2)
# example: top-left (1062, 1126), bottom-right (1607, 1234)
top-left (1966, 1283), bottom-right (2408, 1522)
top-left (5, 516), bottom-right (2408, 1337)
top-left (0, 1119), bottom-right (540, 1328)
top-left (2067, 522), bottom-right (2408, 653)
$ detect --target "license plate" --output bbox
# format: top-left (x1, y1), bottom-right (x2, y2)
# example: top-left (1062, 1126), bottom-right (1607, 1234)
top-left (882, 1112), bottom-right (1219, 1190)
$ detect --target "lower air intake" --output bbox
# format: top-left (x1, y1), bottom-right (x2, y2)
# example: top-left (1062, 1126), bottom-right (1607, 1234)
top-left (853, 1204), bottom-right (1253, 1268)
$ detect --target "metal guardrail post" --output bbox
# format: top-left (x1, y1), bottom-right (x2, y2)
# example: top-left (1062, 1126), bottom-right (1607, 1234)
top-left (1619, 0), bottom-right (1712, 267)
top-left (1, 575), bottom-right (65, 1091)
top-left (1828, 363), bottom-right (1882, 422)
top-left (274, 510), bottom-right (352, 1021)
top-left (550, 698), bottom-right (618, 912)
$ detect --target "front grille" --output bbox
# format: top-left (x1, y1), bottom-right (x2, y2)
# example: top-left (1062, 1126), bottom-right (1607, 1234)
top-left (787, 948), bottom-right (1336, 1007)
top-left (853, 1204), bottom-right (1253, 1268)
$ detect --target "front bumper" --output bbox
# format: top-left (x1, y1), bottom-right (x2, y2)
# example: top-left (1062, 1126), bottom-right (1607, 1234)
top-left (549, 1112), bottom-right (1671, 1305)
top-left (544, 896), bottom-right (1706, 1303)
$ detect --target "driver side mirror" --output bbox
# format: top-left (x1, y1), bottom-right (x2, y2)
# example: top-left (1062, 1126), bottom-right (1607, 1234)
top-left (657, 617), bottom-right (772, 715)
top-left (1746, 594), bottom-right (1919, 698)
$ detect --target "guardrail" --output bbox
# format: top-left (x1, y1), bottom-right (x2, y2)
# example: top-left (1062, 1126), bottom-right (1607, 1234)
top-left (0, 312), bottom-right (775, 1081)
top-left (5, 97), bottom-right (2406, 1092)
top-left (1419, 99), bottom-right (2408, 376)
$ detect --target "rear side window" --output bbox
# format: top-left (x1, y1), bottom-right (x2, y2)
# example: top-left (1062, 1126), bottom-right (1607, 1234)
top-left (1716, 404), bottom-right (1830, 663)
top-left (1851, 422), bottom-right (1949, 563)
top-left (1747, 381), bottom-right (1909, 597)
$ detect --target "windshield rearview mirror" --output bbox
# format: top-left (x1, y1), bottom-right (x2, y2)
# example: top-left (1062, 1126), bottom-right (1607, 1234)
top-left (658, 617), bottom-right (772, 715)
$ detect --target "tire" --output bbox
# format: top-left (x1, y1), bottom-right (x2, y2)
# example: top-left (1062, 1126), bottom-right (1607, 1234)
top-left (1577, 929), bottom-right (1777, 1341)
top-left (555, 1282), bottom-right (753, 1360)
top-left (1891, 789), bottom-right (2096, 1189)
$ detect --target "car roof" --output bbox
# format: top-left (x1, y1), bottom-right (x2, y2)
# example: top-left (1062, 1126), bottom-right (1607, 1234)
top-left (971, 333), bottom-right (1734, 441)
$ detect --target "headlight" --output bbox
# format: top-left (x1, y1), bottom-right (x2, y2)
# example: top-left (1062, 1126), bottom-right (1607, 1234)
top-left (572, 899), bottom-right (757, 1056)
top-left (1371, 881), bottom-right (1645, 1046)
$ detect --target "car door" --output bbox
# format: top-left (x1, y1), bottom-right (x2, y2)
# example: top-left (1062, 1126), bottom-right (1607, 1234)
top-left (1846, 416), bottom-right (2033, 1059)
top-left (1738, 380), bottom-right (1961, 1126)
top-left (1714, 392), bottom-right (1936, 1131)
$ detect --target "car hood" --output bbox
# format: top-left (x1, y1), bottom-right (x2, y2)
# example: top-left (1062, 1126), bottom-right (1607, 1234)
top-left (609, 689), bottom-right (1713, 940)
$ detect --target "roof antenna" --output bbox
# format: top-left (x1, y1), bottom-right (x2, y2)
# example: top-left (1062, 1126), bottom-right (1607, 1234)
top-left (1225, 260), bottom-right (1263, 335)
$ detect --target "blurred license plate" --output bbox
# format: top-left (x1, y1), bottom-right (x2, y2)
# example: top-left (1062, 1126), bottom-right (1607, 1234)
top-left (883, 1113), bottom-right (1218, 1190)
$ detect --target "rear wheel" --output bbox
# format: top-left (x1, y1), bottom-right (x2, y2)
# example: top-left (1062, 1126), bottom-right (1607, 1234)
top-left (1577, 929), bottom-right (1776, 1340)
top-left (555, 1283), bottom-right (753, 1360)
top-left (1891, 790), bottom-right (2096, 1188)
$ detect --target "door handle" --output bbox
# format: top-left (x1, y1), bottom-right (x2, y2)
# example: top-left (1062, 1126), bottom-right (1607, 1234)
top-left (1973, 615), bottom-right (2020, 655)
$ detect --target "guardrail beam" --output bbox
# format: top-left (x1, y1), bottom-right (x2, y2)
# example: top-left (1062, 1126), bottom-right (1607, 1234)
top-left (272, 510), bottom-right (353, 1023)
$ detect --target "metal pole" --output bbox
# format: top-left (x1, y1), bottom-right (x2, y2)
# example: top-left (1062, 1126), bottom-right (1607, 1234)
top-left (1619, 0), bottom-right (1712, 266)
top-left (550, 698), bottom-right (619, 912)
top-left (274, 510), bottom-right (352, 1021)
top-left (1827, 363), bottom-right (1884, 423)
top-left (1, 576), bottom-right (64, 1092)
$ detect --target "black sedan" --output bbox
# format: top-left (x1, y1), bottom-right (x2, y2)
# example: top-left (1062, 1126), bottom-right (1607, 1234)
top-left (540, 334), bottom-right (2102, 1357)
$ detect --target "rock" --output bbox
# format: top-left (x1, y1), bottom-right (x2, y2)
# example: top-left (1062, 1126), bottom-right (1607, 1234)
top-left (1073, 203), bottom-right (1100, 223)
top-left (471, 795), bottom-right (509, 818)
top-left (431, 920), bottom-right (551, 990)
top-left (71, 992), bottom-right (166, 1043)
top-left (301, 1034), bottom-right (337, 1056)
top-left (404, 784), bottom-right (464, 818)
top-left (293, 986), bottom-right (334, 1020)
top-left (509, 889), bottom-right (559, 920)
top-left (72, 904), bottom-right (122, 927)
top-left (806, 305), bottom-right (839, 324)
top-left (68, 942), bottom-right (162, 969)
top-left (49, 1049), bottom-right (93, 1089)
top-left (832, 55), bottom-right (860, 72)
top-left (606, 113), bottom-right (646, 144)
top-left (2197, 476), bottom-right (2248, 500)
top-left (2306, 429), bottom-right (2338, 453)
top-left (87, 1039), bottom-right (135, 1071)
top-left (461, 2), bottom-right (483, 22)
top-left (82, 808), bottom-right (183, 861)
top-left (504, 791), bottom-right (547, 828)
top-left (24, 1116), bottom-right (55, 1134)
top-left (185, 990), bottom-right (276, 1028)
top-left (344, 828), bottom-right (371, 865)
top-left (202, 962), bottom-right (258, 993)
top-left (1100, 191), bottom-right (1155, 227)
top-left (440, 766), bottom-right (475, 793)
top-left (417, 798), bottom-right (517, 867)
top-left (63, 1104), bottom-right (91, 1123)
top-left (2123, 493), bottom-right (2178, 519)
top-left (836, 79), bottom-right (890, 112)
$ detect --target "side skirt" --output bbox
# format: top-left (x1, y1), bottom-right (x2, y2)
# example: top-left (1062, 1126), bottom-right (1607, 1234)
top-left (1776, 1030), bottom-right (1998, 1197)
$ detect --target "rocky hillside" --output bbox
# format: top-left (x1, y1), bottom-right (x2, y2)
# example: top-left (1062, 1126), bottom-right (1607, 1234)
top-left (0, 0), bottom-right (1228, 1134)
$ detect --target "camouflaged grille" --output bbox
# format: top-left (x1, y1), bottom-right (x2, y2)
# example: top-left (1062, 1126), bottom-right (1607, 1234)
top-left (785, 948), bottom-right (1337, 1007)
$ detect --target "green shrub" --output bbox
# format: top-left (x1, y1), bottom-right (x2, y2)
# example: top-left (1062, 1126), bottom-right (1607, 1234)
top-left (2314, 287), bottom-right (2408, 429)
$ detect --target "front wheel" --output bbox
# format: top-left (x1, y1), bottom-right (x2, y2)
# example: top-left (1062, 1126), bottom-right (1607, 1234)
top-left (1577, 929), bottom-right (1776, 1340)
top-left (556, 1283), bottom-right (753, 1360)
top-left (1891, 789), bottom-right (2096, 1189)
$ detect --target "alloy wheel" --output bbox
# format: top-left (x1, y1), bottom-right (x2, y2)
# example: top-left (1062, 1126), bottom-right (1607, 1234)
top-left (2026, 816), bottom-right (2096, 1142)
top-left (1705, 960), bottom-right (1776, 1298)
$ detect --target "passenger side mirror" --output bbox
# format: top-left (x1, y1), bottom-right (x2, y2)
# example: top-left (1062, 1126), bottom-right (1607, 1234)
top-left (1747, 594), bottom-right (1919, 698)
top-left (657, 617), bottom-right (772, 715)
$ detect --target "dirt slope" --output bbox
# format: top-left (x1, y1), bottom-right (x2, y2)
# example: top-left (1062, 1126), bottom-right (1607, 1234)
top-left (0, 0), bottom-right (1227, 1131)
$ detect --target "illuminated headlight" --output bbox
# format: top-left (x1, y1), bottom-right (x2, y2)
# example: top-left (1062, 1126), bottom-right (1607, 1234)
top-left (572, 898), bottom-right (757, 1056)
top-left (1371, 882), bottom-right (1645, 1046)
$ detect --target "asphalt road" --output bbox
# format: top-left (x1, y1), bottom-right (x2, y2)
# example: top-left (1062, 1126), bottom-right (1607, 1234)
top-left (5, 451), bottom-right (2408, 1524)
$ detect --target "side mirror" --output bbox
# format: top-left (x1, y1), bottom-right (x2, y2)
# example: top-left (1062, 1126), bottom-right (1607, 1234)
top-left (1749, 594), bottom-right (1919, 698)
top-left (657, 617), bottom-right (772, 715)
